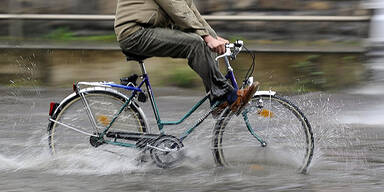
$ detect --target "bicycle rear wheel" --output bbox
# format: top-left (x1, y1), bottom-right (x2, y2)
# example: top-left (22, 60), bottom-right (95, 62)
top-left (48, 89), bottom-right (146, 155)
top-left (212, 94), bottom-right (314, 173)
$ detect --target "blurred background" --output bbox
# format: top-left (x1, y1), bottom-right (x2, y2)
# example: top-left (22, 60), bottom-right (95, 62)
top-left (0, 0), bottom-right (381, 93)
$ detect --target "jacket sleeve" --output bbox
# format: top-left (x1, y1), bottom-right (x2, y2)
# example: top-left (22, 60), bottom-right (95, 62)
top-left (190, 2), bottom-right (217, 37)
top-left (154, 0), bottom-right (210, 36)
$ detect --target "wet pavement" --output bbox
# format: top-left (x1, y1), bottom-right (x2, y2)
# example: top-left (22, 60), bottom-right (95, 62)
top-left (0, 55), bottom-right (384, 191)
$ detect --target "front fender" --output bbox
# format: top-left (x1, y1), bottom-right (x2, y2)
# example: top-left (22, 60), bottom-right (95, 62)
top-left (254, 90), bottom-right (276, 96)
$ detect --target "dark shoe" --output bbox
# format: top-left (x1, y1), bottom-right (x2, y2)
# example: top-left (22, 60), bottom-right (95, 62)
top-left (230, 82), bottom-right (259, 113)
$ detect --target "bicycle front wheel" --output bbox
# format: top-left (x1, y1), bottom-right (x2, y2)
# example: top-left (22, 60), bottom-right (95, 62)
top-left (48, 89), bottom-right (147, 155)
top-left (212, 94), bottom-right (314, 173)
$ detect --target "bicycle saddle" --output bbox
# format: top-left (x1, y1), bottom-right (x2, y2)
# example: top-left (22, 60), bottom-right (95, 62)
top-left (122, 50), bottom-right (149, 62)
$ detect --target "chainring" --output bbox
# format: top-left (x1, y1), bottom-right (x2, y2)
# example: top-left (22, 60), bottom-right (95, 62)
top-left (149, 135), bottom-right (184, 168)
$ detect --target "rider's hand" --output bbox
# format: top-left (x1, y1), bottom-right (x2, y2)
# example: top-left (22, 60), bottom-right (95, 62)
top-left (203, 35), bottom-right (226, 54)
top-left (217, 36), bottom-right (229, 44)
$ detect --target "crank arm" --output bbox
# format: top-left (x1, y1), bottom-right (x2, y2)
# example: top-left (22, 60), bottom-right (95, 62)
top-left (146, 144), bottom-right (173, 152)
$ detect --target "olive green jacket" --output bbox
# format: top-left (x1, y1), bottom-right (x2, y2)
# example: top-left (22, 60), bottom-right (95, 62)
top-left (114, 0), bottom-right (216, 41)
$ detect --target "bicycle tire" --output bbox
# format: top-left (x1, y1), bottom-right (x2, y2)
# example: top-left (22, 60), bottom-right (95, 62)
top-left (47, 89), bottom-right (147, 155)
top-left (212, 94), bottom-right (314, 173)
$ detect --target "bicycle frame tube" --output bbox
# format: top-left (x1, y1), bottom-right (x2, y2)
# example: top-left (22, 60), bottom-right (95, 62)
top-left (100, 77), bottom-right (147, 136)
top-left (102, 55), bottom-right (239, 142)
top-left (224, 56), bottom-right (239, 90)
top-left (160, 94), bottom-right (210, 125)
top-left (107, 83), bottom-right (143, 92)
top-left (144, 73), bottom-right (212, 134)
top-left (136, 55), bottom-right (239, 137)
top-left (143, 55), bottom-right (239, 126)
top-left (179, 101), bottom-right (219, 141)
top-left (100, 92), bottom-right (136, 137)
top-left (143, 73), bottom-right (163, 132)
top-left (144, 77), bottom-right (218, 141)
top-left (226, 70), bottom-right (238, 90)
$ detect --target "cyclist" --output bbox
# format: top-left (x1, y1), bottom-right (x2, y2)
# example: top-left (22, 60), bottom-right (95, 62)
top-left (114, 0), bottom-right (259, 115)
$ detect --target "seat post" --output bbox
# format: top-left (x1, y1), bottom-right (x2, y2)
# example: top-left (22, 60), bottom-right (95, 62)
top-left (122, 50), bottom-right (149, 75)
top-left (139, 60), bottom-right (147, 75)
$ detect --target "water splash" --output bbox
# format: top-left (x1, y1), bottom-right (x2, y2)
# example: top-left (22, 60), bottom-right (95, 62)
top-left (293, 92), bottom-right (371, 172)
top-left (0, 132), bottom-right (146, 175)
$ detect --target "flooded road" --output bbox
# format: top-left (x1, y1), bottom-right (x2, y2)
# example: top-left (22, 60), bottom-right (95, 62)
top-left (1, 75), bottom-right (384, 192)
top-left (0, 49), bottom-right (383, 192)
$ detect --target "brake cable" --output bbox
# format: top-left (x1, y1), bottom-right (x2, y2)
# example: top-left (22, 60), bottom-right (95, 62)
top-left (241, 45), bottom-right (256, 88)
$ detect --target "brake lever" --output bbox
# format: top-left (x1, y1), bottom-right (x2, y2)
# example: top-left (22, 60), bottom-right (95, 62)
top-left (215, 48), bottom-right (232, 61)
top-left (214, 41), bottom-right (243, 61)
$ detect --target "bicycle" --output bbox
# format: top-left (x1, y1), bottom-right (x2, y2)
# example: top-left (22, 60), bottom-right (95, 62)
top-left (47, 40), bottom-right (314, 173)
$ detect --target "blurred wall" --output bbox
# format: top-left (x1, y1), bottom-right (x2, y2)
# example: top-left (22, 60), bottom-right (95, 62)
top-left (1, 0), bottom-right (369, 41)
top-left (0, 0), bottom-right (368, 89)
top-left (196, 0), bottom-right (366, 15)
top-left (0, 0), bottom-right (367, 15)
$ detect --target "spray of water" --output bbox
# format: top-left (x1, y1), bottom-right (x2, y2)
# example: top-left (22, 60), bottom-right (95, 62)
top-left (294, 92), bottom-right (371, 172)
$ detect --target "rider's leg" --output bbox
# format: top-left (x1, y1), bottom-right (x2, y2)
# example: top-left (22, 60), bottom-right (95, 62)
top-left (119, 27), bottom-right (235, 101)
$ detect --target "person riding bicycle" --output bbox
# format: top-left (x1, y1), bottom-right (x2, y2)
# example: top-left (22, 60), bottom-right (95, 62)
top-left (114, 0), bottom-right (259, 114)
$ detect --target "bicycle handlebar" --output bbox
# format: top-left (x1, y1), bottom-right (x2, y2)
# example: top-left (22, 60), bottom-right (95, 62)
top-left (215, 40), bottom-right (244, 61)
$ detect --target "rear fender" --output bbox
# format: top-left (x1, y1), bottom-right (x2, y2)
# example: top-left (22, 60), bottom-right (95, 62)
top-left (49, 87), bottom-right (149, 132)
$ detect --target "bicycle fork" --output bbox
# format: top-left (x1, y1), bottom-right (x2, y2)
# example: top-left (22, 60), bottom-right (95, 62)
top-left (241, 110), bottom-right (267, 147)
